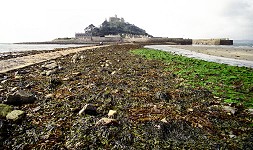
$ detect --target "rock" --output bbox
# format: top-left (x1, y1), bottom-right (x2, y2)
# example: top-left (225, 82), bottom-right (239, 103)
top-left (43, 61), bottom-right (58, 70)
top-left (78, 104), bottom-right (97, 115)
top-left (10, 87), bottom-right (18, 92)
top-left (72, 72), bottom-right (81, 76)
top-left (14, 75), bottom-right (22, 79)
top-left (108, 110), bottom-right (117, 118)
top-left (5, 90), bottom-right (37, 105)
top-left (45, 94), bottom-right (54, 99)
top-left (1, 80), bottom-right (8, 84)
top-left (222, 106), bottom-right (236, 115)
top-left (46, 69), bottom-right (58, 76)
top-left (15, 70), bottom-right (28, 75)
top-left (32, 106), bottom-right (41, 112)
top-left (151, 105), bottom-right (160, 113)
top-left (72, 54), bottom-right (79, 63)
top-left (187, 108), bottom-right (194, 112)
top-left (49, 78), bottom-right (62, 88)
top-left (155, 91), bottom-right (170, 101)
top-left (6, 110), bottom-right (25, 121)
top-left (0, 104), bottom-right (13, 118)
top-left (96, 118), bottom-right (118, 126)
top-left (247, 108), bottom-right (253, 115)
top-left (111, 71), bottom-right (116, 75)
top-left (161, 117), bottom-right (168, 123)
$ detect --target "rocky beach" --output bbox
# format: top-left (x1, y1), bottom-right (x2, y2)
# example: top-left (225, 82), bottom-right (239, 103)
top-left (0, 44), bottom-right (252, 149)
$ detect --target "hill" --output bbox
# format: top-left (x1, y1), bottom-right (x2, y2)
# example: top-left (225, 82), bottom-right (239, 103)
top-left (83, 15), bottom-right (152, 37)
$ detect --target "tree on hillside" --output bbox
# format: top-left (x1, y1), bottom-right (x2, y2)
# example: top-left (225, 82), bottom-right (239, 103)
top-left (83, 18), bottom-right (152, 37)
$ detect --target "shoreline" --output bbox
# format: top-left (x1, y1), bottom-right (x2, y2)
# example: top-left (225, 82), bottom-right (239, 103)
top-left (145, 45), bottom-right (253, 68)
top-left (169, 45), bottom-right (253, 61)
top-left (0, 45), bottom-right (107, 73)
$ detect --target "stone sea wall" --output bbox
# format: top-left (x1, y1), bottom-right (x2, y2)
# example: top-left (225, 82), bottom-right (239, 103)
top-left (193, 39), bottom-right (233, 45)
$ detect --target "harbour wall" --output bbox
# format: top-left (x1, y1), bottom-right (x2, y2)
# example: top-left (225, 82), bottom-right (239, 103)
top-left (193, 39), bottom-right (233, 45)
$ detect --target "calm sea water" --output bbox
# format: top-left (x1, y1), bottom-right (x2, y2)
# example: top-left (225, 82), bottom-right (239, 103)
top-left (0, 43), bottom-right (90, 53)
top-left (233, 40), bottom-right (253, 47)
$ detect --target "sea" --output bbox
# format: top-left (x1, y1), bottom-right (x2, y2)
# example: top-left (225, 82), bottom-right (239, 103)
top-left (0, 43), bottom-right (91, 53)
top-left (0, 40), bottom-right (252, 53)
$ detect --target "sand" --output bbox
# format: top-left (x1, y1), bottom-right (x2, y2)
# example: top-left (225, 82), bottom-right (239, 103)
top-left (169, 45), bottom-right (253, 61)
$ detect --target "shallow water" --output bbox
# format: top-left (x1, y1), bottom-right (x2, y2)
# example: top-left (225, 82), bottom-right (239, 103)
top-left (145, 45), bottom-right (253, 68)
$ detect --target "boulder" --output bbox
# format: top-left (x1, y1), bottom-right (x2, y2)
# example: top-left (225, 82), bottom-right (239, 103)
top-left (5, 90), bottom-right (37, 105)
top-left (96, 118), bottom-right (118, 126)
top-left (6, 110), bottom-right (25, 121)
top-left (0, 104), bottom-right (13, 118)
top-left (78, 104), bottom-right (97, 115)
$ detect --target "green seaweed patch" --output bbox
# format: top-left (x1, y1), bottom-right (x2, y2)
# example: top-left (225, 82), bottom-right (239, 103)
top-left (131, 48), bottom-right (253, 108)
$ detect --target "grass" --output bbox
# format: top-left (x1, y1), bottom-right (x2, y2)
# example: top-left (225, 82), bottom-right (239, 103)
top-left (131, 48), bottom-right (253, 108)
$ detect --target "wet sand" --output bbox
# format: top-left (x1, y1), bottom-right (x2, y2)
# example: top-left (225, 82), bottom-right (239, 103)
top-left (169, 45), bottom-right (253, 61)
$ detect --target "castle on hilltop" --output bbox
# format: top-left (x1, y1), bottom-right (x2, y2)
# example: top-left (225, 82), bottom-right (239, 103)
top-left (108, 15), bottom-right (125, 23)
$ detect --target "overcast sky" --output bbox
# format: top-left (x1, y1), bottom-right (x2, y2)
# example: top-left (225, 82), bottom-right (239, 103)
top-left (0, 0), bottom-right (253, 43)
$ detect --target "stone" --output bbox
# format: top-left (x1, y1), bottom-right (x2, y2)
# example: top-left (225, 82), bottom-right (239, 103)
top-left (32, 106), bottom-right (41, 112)
top-left (1, 80), bottom-right (8, 84)
top-left (222, 106), bottom-right (236, 115)
top-left (6, 110), bottom-right (25, 121)
top-left (0, 104), bottom-right (13, 118)
top-left (43, 61), bottom-right (58, 70)
top-left (161, 117), bottom-right (168, 123)
top-left (187, 108), bottom-right (194, 112)
top-left (108, 110), bottom-right (117, 118)
top-left (14, 75), bottom-right (22, 79)
top-left (10, 87), bottom-right (18, 92)
top-left (72, 72), bottom-right (81, 76)
top-left (111, 71), bottom-right (116, 75)
top-left (96, 118), bottom-right (118, 126)
top-left (155, 91), bottom-right (170, 101)
top-left (5, 90), bottom-right (37, 106)
top-left (78, 104), bottom-right (97, 115)
top-left (46, 69), bottom-right (58, 76)
top-left (247, 108), bottom-right (253, 115)
top-left (72, 54), bottom-right (79, 63)
top-left (45, 94), bottom-right (54, 99)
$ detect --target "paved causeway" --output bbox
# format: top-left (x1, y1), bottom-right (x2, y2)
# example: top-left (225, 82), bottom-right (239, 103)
top-left (0, 45), bottom-right (107, 73)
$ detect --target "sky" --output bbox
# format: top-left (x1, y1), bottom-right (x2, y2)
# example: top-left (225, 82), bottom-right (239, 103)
top-left (0, 0), bottom-right (253, 43)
